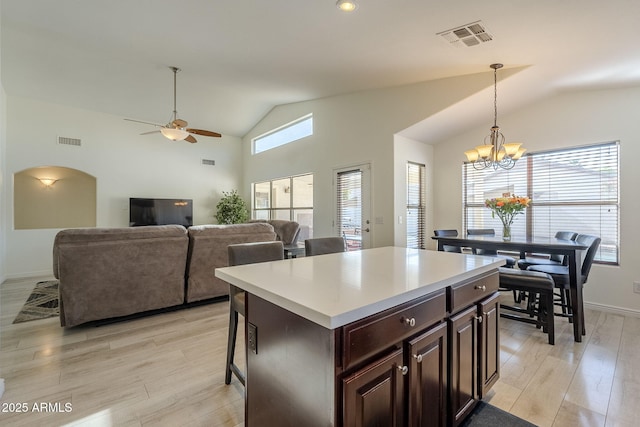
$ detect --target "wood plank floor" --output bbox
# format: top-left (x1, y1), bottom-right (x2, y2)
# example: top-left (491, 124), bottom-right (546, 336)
top-left (0, 276), bottom-right (638, 426)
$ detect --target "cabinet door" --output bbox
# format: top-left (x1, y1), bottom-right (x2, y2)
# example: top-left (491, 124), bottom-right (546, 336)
top-left (478, 292), bottom-right (500, 397)
top-left (343, 348), bottom-right (405, 427)
top-left (448, 305), bottom-right (478, 427)
top-left (407, 322), bottom-right (448, 427)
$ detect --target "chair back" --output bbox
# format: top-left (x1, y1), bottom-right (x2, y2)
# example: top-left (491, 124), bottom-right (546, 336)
top-left (305, 237), bottom-right (346, 256)
top-left (433, 229), bottom-right (458, 237)
top-left (228, 241), bottom-right (284, 266)
top-left (467, 229), bottom-right (497, 255)
top-left (467, 228), bottom-right (495, 236)
top-left (551, 231), bottom-right (578, 263)
top-left (433, 229), bottom-right (461, 253)
top-left (575, 234), bottom-right (601, 282)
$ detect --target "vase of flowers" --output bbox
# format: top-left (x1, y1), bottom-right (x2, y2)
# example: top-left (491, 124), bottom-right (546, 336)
top-left (484, 193), bottom-right (531, 241)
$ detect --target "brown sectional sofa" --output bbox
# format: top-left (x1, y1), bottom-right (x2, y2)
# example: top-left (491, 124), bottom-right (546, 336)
top-left (53, 222), bottom-right (276, 327)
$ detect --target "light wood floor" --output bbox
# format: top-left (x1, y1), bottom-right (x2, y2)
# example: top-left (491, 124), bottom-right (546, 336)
top-left (0, 276), bottom-right (638, 426)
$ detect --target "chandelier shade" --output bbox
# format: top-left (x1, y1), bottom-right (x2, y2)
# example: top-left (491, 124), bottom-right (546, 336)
top-left (464, 64), bottom-right (526, 170)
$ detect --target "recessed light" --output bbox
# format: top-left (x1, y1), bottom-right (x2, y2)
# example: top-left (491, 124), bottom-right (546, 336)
top-left (337, 0), bottom-right (358, 12)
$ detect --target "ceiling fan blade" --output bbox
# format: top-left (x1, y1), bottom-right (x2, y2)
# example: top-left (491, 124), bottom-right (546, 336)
top-left (187, 128), bottom-right (222, 138)
top-left (140, 130), bottom-right (161, 135)
top-left (185, 134), bottom-right (198, 143)
top-left (172, 119), bottom-right (188, 128)
top-left (124, 118), bottom-right (164, 127)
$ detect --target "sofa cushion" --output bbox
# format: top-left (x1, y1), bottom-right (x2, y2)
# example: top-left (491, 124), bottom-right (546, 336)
top-left (185, 223), bottom-right (277, 302)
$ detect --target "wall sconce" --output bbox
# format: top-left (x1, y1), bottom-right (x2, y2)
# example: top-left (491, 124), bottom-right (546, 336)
top-left (38, 178), bottom-right (58, 188)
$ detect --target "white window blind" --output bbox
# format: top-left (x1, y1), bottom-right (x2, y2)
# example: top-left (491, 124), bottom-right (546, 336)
top-left (407, 162), bottom-right (426, 249)
top-left (336, 169), bottom-right (362, 250)
top-left (463, 141), bottom-right (619, 264)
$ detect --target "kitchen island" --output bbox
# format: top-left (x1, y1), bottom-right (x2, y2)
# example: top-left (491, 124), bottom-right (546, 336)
top-left (216, 246), bottom-right (505, 427)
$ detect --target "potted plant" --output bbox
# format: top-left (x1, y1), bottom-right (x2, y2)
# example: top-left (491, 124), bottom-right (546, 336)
top-left (215, 190), bottom-right (249, 224)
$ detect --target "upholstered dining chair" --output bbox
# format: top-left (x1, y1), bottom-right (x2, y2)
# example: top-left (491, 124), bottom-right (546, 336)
top-left (433, 229), bottom-right (462, 253)
top-left (517, 231), bottom-right (578, 270)
top-left (498, 267), bottom-right (556, 345)
top-left (527, 234), bottom-right (600, 327)
top-left (466, 228), bottom-right (516, 268)
top-left (304, 237), bottom-right (346, 256)
top-left (225, 241), bottom-right (284, 386)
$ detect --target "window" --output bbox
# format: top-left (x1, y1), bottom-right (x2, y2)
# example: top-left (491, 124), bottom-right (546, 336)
top-left (252, 114), bottom-right (313, 154)
top-left (407, 162), bottom-right (426, 249)
top-left (252, 174), bottom-right (314, 239)
top-left (336, 169), bottom-right (362, 251)
top-left (463, 141), bottom-right (619, 264)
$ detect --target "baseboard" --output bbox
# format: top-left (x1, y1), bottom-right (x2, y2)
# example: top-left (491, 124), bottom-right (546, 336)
top-left (584, 301), bottom-right (640, 318)
top-left (2, 270), bottom-right (53, 284)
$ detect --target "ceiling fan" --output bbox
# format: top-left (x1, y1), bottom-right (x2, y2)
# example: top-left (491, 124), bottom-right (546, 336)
top-left (125, 66), bottom-right (221, 143)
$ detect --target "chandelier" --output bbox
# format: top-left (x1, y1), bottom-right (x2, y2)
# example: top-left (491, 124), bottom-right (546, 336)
top-left (464, 63), bottom-right (526, 170)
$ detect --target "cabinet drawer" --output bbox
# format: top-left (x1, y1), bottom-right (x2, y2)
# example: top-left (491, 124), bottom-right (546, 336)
top-left (447, 271), bottom-right (498, 314)
top-left (342, 290), bottom-right (446, 370)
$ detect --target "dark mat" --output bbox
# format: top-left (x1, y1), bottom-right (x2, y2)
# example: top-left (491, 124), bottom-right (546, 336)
top-left (13, 280), bottom-right (59, 324)
top-left (461, 401), bottom-right (538, 427)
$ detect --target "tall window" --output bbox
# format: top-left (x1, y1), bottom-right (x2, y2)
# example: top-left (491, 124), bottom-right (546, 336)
top-left (463, 141), bottom-right (619, 264)
top-left (252, 114), bottom-right (313, 154)
top-left (407, 162), bottom-right (426, 249)
top-left (253, 174), bottom-right (314, 239)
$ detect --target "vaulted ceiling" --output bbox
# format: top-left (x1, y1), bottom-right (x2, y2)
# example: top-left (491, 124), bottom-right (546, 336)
top-left (2, 1), bottom-right (639, 141)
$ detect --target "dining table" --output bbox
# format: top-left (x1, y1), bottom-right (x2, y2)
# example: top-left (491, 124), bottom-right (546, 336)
top-left (432, 234), bottom-right (590, 342)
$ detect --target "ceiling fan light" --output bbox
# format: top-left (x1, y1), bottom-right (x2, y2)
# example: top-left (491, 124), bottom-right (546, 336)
top-left (160, 128), bottom-right (189, 141)
top-left (337, 0), bottom-right (358, 12)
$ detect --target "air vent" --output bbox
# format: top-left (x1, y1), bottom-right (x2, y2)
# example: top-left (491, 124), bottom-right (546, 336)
top-left (202, 159), bottom-right (216, 166)
top-left (57, 136), bottom-right (81, 146)
top-left (437, 21), bottom-right (493, 48)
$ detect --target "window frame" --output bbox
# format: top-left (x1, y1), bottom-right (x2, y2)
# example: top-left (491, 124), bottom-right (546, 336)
top-left (462, 141), bottom-right (619, 265)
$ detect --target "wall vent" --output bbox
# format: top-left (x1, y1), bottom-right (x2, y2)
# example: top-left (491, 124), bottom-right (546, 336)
top-left (437, 21), bottom-right (493, 48)
top-left (202, 159), bottom-right (216, 166)
top-left (58, 136), bottom-right (81, 146)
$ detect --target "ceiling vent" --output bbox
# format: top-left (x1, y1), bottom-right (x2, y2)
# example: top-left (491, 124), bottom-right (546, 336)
top-left (437, 21), bottom-right (493, 48)
top-left (57, 136), bottom-right (81, 147)
top-left (202, 159), bottom-right (216, 166)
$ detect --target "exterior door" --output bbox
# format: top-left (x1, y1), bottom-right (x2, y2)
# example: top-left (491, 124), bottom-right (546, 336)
top-left (334, 164), bottom-right (372, 250)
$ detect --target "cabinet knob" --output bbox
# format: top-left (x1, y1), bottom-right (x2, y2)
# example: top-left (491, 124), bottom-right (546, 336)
top-left (413, 354), bottom-right (423, 363)
top-left (398, 365), bottom-right (409, 375)
top-left (475, 315), bottom-right (483, 324)
top-left (403, 317), bottom-right (416, 327)
top-left (474, 284), bottom-right (487, 292)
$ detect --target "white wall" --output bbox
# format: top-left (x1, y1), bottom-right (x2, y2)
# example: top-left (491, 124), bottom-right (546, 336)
top-left (4, 96), bottom-right (243, 279)
top-left (0, 81), bottom-right (5, 284)
top-left (432, 85), bottom-right (640, 314)
top-left (242, 73), bottom-right (493, 247)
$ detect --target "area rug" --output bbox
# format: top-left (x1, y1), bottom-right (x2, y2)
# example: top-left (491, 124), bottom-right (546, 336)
top-left (462, 401), bottom-right (537, 427)
top-left (12, 280), bottom-right (59, 324)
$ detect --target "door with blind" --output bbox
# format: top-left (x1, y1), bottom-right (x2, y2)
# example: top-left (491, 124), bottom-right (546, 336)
top-left (335, 164), bottom-right (371, 250)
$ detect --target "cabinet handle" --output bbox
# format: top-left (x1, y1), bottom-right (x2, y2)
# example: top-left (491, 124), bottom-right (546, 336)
top-left (398, 365), bottom-right (409, 375)
top-left (474, 284), bottom-right (487, 292)
top-left (475, 315), bottom-right (483, 324)
top-left (404, 317), bottom-right (416, 327)
top-left (413, 354), bottom-right (423, 363)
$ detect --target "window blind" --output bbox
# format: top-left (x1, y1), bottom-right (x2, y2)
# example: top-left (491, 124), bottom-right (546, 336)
top-left (463, 141), bottom-right (619, 264)
top-left (407, 162), bottom-right (426, 249)
top-left (336, 169), bottom-right (362, 250)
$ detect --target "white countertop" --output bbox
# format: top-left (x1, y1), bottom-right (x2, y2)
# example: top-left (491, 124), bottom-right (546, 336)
top-left (215, 246), bottom-right (504, 329)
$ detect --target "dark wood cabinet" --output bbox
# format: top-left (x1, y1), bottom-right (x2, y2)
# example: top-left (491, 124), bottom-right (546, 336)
top-left (478, 292), bottom-right (500, 398)
top-left (343, 349), bottom-right (405, 427)
top-left (448, 305), bottom-right (479, 426)
top-left (407, 321), bottom-right (448, 427)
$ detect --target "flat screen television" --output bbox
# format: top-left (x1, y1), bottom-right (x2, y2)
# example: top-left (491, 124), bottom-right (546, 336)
top-left (129, 198), bottom-right (193, 227)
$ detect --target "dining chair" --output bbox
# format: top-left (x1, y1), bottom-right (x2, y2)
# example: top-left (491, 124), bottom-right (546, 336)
top-left (498, 267), bottom-right (555, 345)
top-left (225, 241), bottom-right (284, 385)
top-left (304, 237), bottom-right (346, 256)
top-left (433, 229), bottom-right (462, 253)
top-left (517, 231), bottom-right (578, 270)
top-left (466, 228), bottom-right (516, 268)
top-left (526, 234), bottom-right (600, 326)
